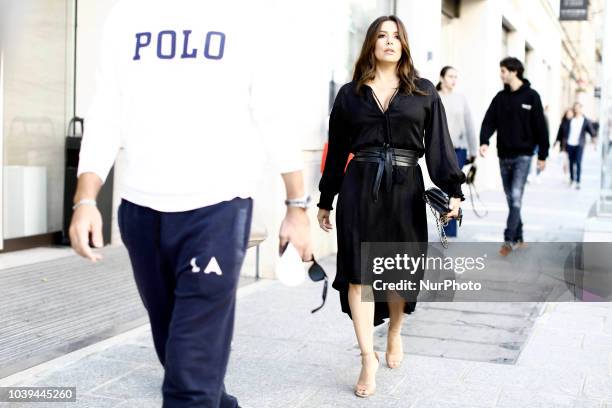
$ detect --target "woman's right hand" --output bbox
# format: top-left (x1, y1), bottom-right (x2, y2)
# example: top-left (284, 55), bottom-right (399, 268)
top-left (317, 209), bottom-right (333, 232)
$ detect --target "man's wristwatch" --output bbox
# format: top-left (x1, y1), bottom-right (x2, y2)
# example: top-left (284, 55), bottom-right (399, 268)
top-left (285, 194), bottom-right (311, 209)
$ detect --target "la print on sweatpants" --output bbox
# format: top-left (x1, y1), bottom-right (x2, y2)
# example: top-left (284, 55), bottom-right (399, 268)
top-left (119, 197), bottom-right (252, 407)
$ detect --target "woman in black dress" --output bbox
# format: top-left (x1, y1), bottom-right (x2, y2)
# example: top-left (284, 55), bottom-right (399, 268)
top-left (317, 16), bottom-right (465, 398)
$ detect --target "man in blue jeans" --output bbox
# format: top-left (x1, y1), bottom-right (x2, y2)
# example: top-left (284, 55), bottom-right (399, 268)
top-left (479, 57), bottom-right (549, 256)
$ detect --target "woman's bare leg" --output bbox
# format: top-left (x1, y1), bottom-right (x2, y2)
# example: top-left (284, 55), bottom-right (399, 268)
top-left (386, 291), bottom-right (405, 368)
top-left (348, 283), bottom-right (379, 396)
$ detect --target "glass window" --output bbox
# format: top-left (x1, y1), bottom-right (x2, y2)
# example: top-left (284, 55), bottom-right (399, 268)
top-left (1, 0), bottom-right (75, 240)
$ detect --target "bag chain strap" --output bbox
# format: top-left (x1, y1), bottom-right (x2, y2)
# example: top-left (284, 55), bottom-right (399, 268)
top-left (468, 182), bottom-right (489, 218)
top-left (424, 195), bottom-right (449, 249)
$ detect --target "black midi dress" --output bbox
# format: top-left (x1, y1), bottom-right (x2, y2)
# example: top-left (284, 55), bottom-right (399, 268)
top-left (317, 78), bottom-right (466, 326)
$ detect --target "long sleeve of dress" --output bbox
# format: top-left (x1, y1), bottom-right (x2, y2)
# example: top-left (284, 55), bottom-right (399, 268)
top-left (462, 96), bottom-right (478, 158)
top-left (425, 93), bottom-right (466, 200)
top-left (318, 90), bottom-right (351, 210)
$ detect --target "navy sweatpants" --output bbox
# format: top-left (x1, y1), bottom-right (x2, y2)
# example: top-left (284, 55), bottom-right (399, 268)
top-left (118, 197), bottom-right (253, 408)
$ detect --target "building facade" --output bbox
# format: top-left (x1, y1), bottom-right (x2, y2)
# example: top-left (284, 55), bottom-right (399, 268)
top-left (0, 0), bottom-right (605, 277)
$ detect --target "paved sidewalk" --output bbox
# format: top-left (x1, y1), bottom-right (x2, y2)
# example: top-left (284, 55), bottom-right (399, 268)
top-left (1, 147), bottom-right (611, 407)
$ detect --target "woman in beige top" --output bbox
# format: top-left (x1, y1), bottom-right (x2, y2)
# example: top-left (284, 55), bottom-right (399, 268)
top-left (437, 65), bottom-right (476, 236)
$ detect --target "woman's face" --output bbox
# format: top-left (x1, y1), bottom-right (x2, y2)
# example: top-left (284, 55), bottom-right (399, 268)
top-left (373, 20), bottom-right (402, 65)
top-left (441, 69), bottom-right (458, 90)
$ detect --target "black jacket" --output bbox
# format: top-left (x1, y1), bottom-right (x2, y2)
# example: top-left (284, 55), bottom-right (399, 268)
top-left (556, 115), bottom-right (596, 151)
top-left (480, 79), bottom-right (549, 160)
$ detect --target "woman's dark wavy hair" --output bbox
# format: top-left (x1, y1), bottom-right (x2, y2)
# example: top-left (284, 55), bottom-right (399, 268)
top-left (436, 66), bottom-right (455, 91)
top-left (353, 15), bottom-right (427, 96)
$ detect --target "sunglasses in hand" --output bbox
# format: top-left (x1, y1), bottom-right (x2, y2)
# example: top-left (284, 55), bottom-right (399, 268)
top-left (307, 255), bottom-right (328, 314)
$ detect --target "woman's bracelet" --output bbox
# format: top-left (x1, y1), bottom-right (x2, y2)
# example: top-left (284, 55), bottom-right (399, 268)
top-left (72, 199), bottom-right (97, 211)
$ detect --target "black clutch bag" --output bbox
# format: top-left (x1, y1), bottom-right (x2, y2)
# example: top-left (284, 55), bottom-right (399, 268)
top-left (423, 187), bottom-right (451, 215)
top-left (423, 187), bottom-right (462, 248)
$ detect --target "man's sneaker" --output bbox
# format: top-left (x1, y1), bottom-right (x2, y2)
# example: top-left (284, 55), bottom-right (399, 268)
top-left (575, 183), bottom-right (581, 190)
top-left (512, 240), bottom-right (528, 250)
top-left (499, 242), bottom-right (513, 257)
top-left (570, 180), bottom-right (575, 188)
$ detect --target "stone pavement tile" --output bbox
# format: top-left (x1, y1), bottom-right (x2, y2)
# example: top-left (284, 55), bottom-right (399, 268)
top-left (551, 303), bottom-right (612, 318)
top-left (115, 397), bottom-right (163, 407)
top-left (30, 356), bottom-right (142, 394)
top-left (421, 302), bottom-right (539, 317)
top-left (233, 283), bottom-right (357, 347)
top-left (296, 388), bottom-right (414, 408)
top-left (225, 355), bottom-right (324, 407)
top-left (389, 354), bottom-right (471, 388)
top-left (516, 351), bottom-right (611, 379)
top-left (411, 399), bottom-right (486, 408)
top-left (408, 307), bottom-right (535, 329)
top-left (582, 333), bottom-right (612, 352)
top-left (571, 399), bottom-right (606, 408)
top-left (518, 342), bottom-right (612, 377)
top-left (396, 382), bottom-right (500, 407)
top-left (583, 375), bottom-right (612, 400)
top-left (462, 361), bottom-right (584, 396)
top-left (386, 335), bottom-right (518, 364)
top-left (90, 365), bottom-right (163, 400)
top-left (527, 326), bottom-right (585, 349)
top-left (95, 343), bottom-right (159, 366)
top-left (535, 313), bottom-right (606, 333)
top-left (398, 320), bottom-right (526, 344)
top-left (230, 382), bottom-right (319, 408)
top-left (229, 336), bottom-right (306, 363)
top-left (497, 388), bottom-right (586, 408)
top-left (124, 330), bottom-right (155, 348)
top-left (4, 394), bottom-right (125, 408)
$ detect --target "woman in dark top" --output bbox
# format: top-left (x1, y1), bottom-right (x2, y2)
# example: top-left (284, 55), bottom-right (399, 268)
top-left (316, 16), bottom-right (465, 398)
top-left (555, 108), bottom-right (574, 152)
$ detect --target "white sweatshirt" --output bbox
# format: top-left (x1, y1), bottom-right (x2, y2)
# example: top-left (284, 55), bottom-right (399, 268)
top-left (78, 0), bottom-right (303, 212)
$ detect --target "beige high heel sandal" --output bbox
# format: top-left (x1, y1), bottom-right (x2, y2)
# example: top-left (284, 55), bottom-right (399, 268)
top-left (354, 351), bottom-right (380, 398)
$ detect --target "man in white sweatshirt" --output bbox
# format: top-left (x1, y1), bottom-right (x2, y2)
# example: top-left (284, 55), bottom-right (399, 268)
top-left (69, 1), bottom-right (311, 407)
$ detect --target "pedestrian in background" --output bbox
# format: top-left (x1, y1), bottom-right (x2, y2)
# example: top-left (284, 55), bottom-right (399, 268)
top-left (437, 65), bottom-right (477, 237)
top-left (555, 108), bottom-right (574, 176)
top-left (317, 15), bottom-right (464, 398)
top-left (555, 102), bottom-right (597, 189)
top-left (480, 57), bottom-right (549, 256)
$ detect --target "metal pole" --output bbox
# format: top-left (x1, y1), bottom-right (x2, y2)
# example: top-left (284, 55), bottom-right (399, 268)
top-left (255, 245), bottom-right (260, 280)
top-left (73, 0), bottom-right (78, 120)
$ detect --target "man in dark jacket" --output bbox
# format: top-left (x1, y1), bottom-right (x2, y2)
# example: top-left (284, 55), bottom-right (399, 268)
top-left (556, 102), bottom-right (597, 189)
top-left (479, 57), bottom-right (549, 256)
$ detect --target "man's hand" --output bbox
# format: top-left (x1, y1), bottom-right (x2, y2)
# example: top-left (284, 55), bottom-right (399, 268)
top-left (279, 207), bottom-right (312, 261)
top-left (537, 160), bottom-right (546, 172)
top-left (69, 204), bottom-right (104, 262)
top-left (317, 208), bottom-right (333, 232)
top-left (479, 144), bottom-right (488, 158)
